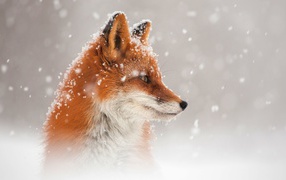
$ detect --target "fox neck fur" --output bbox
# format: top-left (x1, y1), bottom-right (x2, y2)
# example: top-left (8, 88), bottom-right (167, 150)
top-left (43, 12), bottom-right (186, 176)
top-left (44, 40), bottom-right (153, 172)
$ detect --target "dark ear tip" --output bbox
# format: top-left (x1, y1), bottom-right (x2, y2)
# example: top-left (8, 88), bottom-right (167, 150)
top-left (110, 11), bottom-right (126, 21)
top-left (142, 19), bottom-right (152, 26)
top-left (132, 19), bottom-right (152, 29)
top-left (102, 11), bottom-right (127, 38)
top-left (132, 19), bottom-right (152, 37)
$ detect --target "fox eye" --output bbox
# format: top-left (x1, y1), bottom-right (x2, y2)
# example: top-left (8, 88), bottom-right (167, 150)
top-left (139, 75), bottom-right (151, 84)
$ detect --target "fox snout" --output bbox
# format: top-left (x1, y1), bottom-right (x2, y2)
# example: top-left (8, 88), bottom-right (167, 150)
top-left (150, 82), bottom-right (188, 114)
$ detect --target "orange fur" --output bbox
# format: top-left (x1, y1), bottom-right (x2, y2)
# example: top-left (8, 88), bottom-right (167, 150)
top-left (43, 12), bottom-right (185, 174)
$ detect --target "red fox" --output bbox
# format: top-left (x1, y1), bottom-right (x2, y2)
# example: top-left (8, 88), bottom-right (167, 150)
top-left (43, 11), bottom-right (187, 176)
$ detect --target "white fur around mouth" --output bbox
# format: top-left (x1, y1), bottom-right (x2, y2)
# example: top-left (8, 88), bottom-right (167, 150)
top-left (143, 105), bottom-right (179, 116)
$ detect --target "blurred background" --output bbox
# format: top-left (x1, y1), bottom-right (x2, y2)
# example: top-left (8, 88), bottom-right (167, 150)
top-left (0, 0), bottom-right (285, 179)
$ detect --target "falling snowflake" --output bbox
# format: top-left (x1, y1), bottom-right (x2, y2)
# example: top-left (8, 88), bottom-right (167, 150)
top-left (211, 105), bottom-right (219, 112)
top-left (1, 65), bottom-right (8, 74)
top-left (239, 77), bottom-right (245, 83)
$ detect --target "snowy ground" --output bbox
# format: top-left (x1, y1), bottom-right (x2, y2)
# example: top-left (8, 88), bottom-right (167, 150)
top-left (0, 128), bottom-right (42, 180)
top-left (1, 125), bottom-right (285, 180)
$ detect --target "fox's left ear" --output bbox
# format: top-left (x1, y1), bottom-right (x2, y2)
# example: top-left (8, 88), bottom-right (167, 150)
top-left (131, 20), bottom-right (152, 45)
top-left (102, 12), bottom-right (131, 59)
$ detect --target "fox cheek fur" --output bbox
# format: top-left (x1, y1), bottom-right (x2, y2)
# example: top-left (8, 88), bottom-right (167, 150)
top-left (95, 14), bottom-right (187, 121)
top-left (43, 11), bottom-right (187, 174)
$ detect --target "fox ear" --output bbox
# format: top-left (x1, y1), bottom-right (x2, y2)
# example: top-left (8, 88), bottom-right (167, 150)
top-left (131, 20), bottom-right (152, 45)
top-left (102, 12), bottom-right (131, 58)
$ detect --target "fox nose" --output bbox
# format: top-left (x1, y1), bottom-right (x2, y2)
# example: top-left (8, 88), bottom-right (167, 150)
top-left (180, 101), bottom-right (188, 110)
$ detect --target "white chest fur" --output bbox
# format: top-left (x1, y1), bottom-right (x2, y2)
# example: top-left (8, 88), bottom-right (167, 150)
top-left (80, 112), bottom-right (146, 170)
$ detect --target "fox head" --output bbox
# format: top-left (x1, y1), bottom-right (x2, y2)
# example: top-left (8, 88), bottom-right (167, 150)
top-left (90, 12), bottom-right (187, 122)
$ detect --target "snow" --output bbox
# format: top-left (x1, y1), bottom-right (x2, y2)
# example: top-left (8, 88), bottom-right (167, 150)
top-left (1, 64), bottom-right (8, 73)
top-left (209, 13), bottom-right (220, 24)
top-left (23, 87), bottom-right (29, 92)
top-left (1, 2), bottom-right (286, 180)
top-left (211, 105), bottom-right (219, 112)
top-left (8, 86), bottom-right (13, 91)
top-left (9, 130), bottom-right (15, 136)
top-left (97, 79), bottom-right (102, 86)
top-left (239, 77), bottom-right (245, 83)
top-left (59, 9), bottom-right (68, 18)
top-left (121, 76), bottom-right (126, 82)
top-left (92, 12), bottom-right (100, 20)
top-left (75, 68), bottom-right (81, 74)
top-left (45, 87), bottom-right (54, 96)
top-left (186, 11), bottom-right (197, 17)
top-left (164, 51), bottom-right (169, 57)
top-left (243, 49), bottom-right (248, 54)
top-left (265, 101), bottom-right (272, 105)
top-left (199, 63), bottom-right (205, 70)
top-left (53, 0), bottom-right (61, 10)
top-left (140, 71), bottom-right (147, 76)
top-left (191, 119), bottom-right (200, 135)
top-left (45, 76), bottom-right (52, 83)
top-left (182, 29), bottom-right (187, 34)
top-left (100, 11), bottom-right (127, 32)
top-left (131, 70), bottom-right (139, 77)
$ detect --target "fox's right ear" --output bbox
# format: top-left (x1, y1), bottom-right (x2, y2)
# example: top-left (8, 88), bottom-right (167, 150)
top-left (102, 12), bottom-right (131, 59)
top-left (131, 20), bottom-right (152, 45)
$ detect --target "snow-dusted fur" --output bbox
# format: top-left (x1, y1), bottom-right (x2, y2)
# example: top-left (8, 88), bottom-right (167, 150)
top-left (43, 12), bottom-right (187, 178)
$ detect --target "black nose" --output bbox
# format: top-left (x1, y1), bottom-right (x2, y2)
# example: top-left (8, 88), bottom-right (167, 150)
top-left (180, 101), bottom-right (188, 110)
